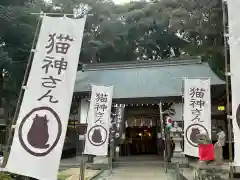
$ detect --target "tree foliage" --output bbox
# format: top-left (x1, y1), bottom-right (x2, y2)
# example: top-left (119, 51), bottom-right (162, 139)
top-left (166, 0), bottom-right (225, 78)
top-left (0, 0), bottom-right (48, 100)
top-left (0, 47), bottom-right (12, 108)
top-left (51, 0), bottom-right (225, 78)
top-left (53, 0), bottom-right (189, 63)
top-left (0, 0), bottom-right (47, 123)
top-left (0, 0), bottom-right (225, 107)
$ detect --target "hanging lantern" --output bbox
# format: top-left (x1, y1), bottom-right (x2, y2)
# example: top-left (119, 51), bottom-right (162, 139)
top-left (125, 121), bottom-right (128, 128)
top-left (150, 119), bottom-right (153, 127)
top-left (115, 132), bottom-right (120, 138)
top-left (140, 118), bottom-right (143, 127)
top-left (116, 123), bottom-right (120, 130)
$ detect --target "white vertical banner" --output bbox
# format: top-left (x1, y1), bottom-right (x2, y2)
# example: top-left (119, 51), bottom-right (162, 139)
top-left (84, 85), bottom-right (113, 156)
top-left (184, 78), bottom-right (211, 157)
top-left (228, 0), bottom-right (240, 166)
top-left (5, 16), bottom-right (86, 180)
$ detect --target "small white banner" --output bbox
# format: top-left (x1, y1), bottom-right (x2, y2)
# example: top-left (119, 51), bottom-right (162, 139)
top-left (228, 0), bottom-right (240, 166)
top-left (5, 16), bottom-right (86, 180)
top-left (184, 78), bottom-right (211, 157)
top-left (84, 85), bottom-right (113, 156)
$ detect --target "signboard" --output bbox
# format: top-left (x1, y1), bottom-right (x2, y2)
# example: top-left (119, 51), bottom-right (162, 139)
top-left (228, 0), bottom-right (240, 165)
top-left (5, 16), bottom-right (86, 180)
top-left (126, 117), bottom-right (155, 127)
top-left (184, 78), bottom-right (211, 157)
top-left (115, 105), bottom-right (125, 140)
top-left (84, 85), bottom-right (113, 156)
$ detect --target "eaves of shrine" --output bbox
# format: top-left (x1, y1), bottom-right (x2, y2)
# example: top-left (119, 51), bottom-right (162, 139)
top-left (74, 56), bottom-right (225, 104)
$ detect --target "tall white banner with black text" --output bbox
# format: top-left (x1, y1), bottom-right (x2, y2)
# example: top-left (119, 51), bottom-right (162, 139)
top-left (84, 85), bottom-right (113, 156)
top-left (228, 0), bottom-right (240, 166)
top-left (6, 16), bottom-right (86, 180)
top-left (184, 78), bottom-right (211, 157)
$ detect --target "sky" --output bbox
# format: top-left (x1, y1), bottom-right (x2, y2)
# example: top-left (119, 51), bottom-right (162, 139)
top-left (45, 0), bottom-right (139, 5)
top-left (45, 0), bottom-right (140, 5)
top-left (113, 0), bottom-right (138, 4)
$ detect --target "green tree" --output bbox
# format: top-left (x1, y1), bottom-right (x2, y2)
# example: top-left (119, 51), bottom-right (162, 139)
top-left (162, 0), bottom-right (225, 78)
top-left (53, 0), bottom-right (188, 63)
top-left (0, 48), bottom-right (11, 83)
top-left (0, 0), bottom-right (225, 115)
top-left (0, 0), bottom-right (225, 102)
top-left (0, 47), bottom-right (14, 122)
top-left (0, 0), bottom-right (47, 108)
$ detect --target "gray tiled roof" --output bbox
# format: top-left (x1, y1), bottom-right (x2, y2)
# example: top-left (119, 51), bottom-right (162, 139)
top-left (74, 57), bottom-right (225, 99)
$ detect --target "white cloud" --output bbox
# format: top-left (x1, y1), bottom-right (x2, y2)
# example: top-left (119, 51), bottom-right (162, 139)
top-left (114, 0), bottom-right (131, 4)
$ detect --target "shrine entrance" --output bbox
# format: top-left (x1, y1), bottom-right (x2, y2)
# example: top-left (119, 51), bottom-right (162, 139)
top-left (120, 105), bottom-right (162, 157)
top-left (126, 126), bottom-right (157, 155)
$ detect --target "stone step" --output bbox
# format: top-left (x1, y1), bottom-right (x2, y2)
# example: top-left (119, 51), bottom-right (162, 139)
top-left (180, 168), bottom-right (194, 180)
top-left (189, 163), bottom-right (230, 173)
top-left (87, 163), bottom-right (108, 170)
top-left (180, 165), bottom-right (230, 180)
top-left (171, 157), bottom-right (188, 165)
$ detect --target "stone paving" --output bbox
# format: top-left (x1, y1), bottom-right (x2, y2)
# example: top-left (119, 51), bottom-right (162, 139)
top-left (64, 168), bottom-right (100, 180)
top-left (60, 155), bottom-right (173, 180)
top-left (95, 164), bottom-right (169, 180)
top-left (58, 167), bottom-right (101, 180)
top-left (60, 156), bottom-right (88, 168)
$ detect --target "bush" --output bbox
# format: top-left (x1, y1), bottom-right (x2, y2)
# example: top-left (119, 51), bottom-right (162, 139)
top-left (0, 172), bottom-right (13, 180)
top-left (0, 172), bottom-right (37, 180)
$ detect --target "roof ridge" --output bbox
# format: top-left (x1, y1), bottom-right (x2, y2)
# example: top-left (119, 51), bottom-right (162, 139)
top-left (81, 56), bottom-right (202, 71)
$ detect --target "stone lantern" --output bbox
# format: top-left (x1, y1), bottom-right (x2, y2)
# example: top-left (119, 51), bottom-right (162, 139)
top-left (170, 122), bottom-right (182, 153)
top-left (170, 121), bottom-right (188, 164)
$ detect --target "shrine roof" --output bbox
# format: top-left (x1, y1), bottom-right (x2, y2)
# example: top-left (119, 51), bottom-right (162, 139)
top-left (74, 56), bottom-right (225, 99)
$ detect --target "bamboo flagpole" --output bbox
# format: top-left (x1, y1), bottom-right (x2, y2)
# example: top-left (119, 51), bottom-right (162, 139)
top-left (181, 78), bottom-right (185, 154)
top-left (221, 0), bottom-right (234, 179)
top-left (1, 13), bottom-right (43, 168)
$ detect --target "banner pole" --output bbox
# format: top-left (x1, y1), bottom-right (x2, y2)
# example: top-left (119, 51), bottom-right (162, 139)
top-left (79, 135), bottom-right (85, 180)
top-left (79, 99), bottom-right (90, 180)
top-left (1, 14), bottom-right (43, 168)
top-left (110, 132), bottom-right (114, 174)
top-left (181, 78), bottom-right (184, 153)
top-left (221, 0), bottom-right (233, 179)
top-left (159, 102), bottom-right (167, 173)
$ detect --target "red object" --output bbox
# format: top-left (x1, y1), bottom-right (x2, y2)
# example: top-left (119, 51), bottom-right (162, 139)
top-left (198, 144), bottom-right (214, 161)
top-left (166, 117), bottom-right (172, 124)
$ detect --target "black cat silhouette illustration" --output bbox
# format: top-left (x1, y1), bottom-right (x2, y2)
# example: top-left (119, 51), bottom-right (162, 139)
top-left (91, 128), bottom-right (103, 144)
top-left (27, 114), bottom-right (50, 149)
top-left (190, 127), bottom-right (200, 144)
top-left (236, 104), bottom-right (240, 129)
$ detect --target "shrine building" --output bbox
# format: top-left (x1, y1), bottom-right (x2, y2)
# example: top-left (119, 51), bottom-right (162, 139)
top-left (66, 56), bottom-right (228, 159)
